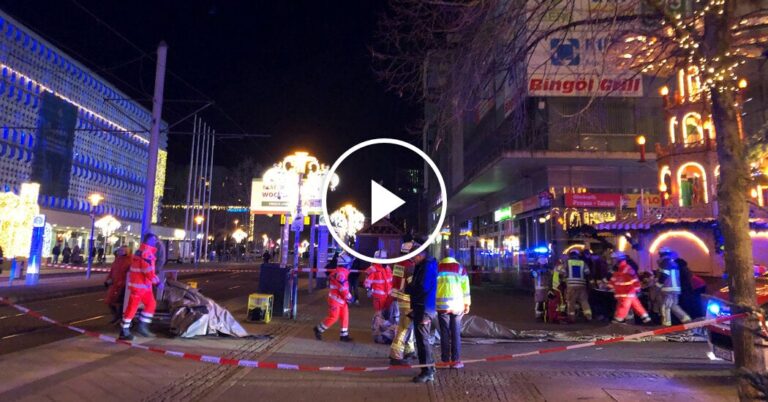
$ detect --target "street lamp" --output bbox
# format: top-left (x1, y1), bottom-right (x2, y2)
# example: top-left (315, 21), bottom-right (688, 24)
top-left (86, 193), bottom-right (103, 278)
top-left (194, 215), bottom-right (204, 267)
top-left (330, 204), bottom-right (365, 244)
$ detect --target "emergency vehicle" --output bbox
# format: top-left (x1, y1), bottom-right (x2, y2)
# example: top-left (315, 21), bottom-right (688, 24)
top-left (704, 271), bottom-right (768, 362)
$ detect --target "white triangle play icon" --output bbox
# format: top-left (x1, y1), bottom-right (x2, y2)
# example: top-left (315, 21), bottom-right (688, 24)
top-left (371, 180), bottom-right (405, 224)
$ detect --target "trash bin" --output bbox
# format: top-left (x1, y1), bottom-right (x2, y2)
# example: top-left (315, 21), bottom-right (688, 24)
top-left (258, 263), bottom-right (291, 317)
top-left (247, 293), bottom-right (273, 323)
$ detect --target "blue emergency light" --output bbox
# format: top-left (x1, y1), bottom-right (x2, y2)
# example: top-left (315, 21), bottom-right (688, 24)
top-left (707, 301), bottom-right (721, 316)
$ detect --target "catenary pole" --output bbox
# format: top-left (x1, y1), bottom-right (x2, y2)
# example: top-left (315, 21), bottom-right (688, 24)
top-left (141, 41), bottom-right (168, 236)
top-left (204, 129), bottom-right (215, 261)
top-left (183, 115), bottom-right (198, 257)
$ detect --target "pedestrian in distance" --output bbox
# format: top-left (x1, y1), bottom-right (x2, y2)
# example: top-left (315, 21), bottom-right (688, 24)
top-left (71, 245), bottom-right (82, 265)
top-left (62, 245), bottom-right (72, 264)
top-left (314, 252), bottom-right (354, 342)
top-left (52, 243), bottom-right (61, 264)
top-left (119, 233), bottom-right (160, 341)
top-left (608, 251), bottom-right (651, 324)
top-left (104, 246), bottom-right (131, 324)
top-left (349, 253), bottom-right (363, 305)
top-left (406, 237), bottom-right (438, 383)
top-left (436, 250), bottom-right (471, 369)
top-left (97, 246), bottom-right (105, 264)
top-left (388, 242), bottom-right (417, 366)
top-left (262, 249), bottom-right (271, 264)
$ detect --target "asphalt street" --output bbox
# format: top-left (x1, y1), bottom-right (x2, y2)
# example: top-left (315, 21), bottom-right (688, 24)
top-left (0, 269), bottom-right (262, 355)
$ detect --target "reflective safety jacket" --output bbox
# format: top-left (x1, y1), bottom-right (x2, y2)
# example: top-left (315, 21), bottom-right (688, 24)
top-left (328, 266), bottom-right (352, 306)
top-left (364, 263), bottom-right (392, 299)
top-left (127, 244), bottom-right (157, 290)
top-left (435, 257), bottom-right (471, 314)
top-left (608, 261), bottom-right (641, 298)
top-left (660, 266), bottom-right (682, 294)
top-left (390, 260), bottom-right (415, 304)
top-left (563, 258), bottom-right (589, 286)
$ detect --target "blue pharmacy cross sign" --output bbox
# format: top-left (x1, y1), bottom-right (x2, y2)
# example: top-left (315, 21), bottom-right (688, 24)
top-left (26, 214), bottom-right (46, 285)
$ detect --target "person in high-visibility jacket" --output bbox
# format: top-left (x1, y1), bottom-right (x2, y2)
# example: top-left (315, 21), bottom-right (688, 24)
top-left (560, 250), bottom-right (592, 321)
top-left (658, 256), bottom-right (691, 326)
top-left (608, 251), bottom-right (651, 324)
top-left (436, 254), bottom-right (471, 368)
top-left (364, 250), bottom-right (393, 312)
top-left (388, 241), bottom-right (417, 366)
top-left (314, 253), bottom-right (354, 342)
top-left (120, 233), bottom-right (160, 341)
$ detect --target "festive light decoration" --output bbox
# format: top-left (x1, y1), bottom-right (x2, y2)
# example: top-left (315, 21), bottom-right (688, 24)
top-left (232, 228), bottom-right (248, 244)
top-left (163, 204), bottom-right (250, 211)
top-left (262, 151), bottom-right (339, 217)
top-left (329, 204), bottom-right (365, 241)
top-left (677, 162), bottom-right (709, 205)
top-left (152, 149), bottom-right (167, 224)
top-left (562, 244), bottom-right (585, 255)
top-left (173, 229), bottom-right (186, 240)
top-left (649, 230), bottom-right (710, 255)
top-left (0, 183), bottom-right (40, 258)
top-left (95, 215), bottom-right (121, 237)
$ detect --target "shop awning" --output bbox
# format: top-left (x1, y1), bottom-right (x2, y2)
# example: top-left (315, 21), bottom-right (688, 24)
top-left (596, 217), bottom-right (721, 231)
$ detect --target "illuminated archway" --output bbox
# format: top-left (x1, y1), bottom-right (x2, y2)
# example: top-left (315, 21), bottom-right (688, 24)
top-left (649, 230), bottom-right (710, 255)
top-left (668, 116), bottom-right (678, 144)
top-left (682, 112), bottom-right (704, 145)
top-left (677, 162), bottom-right (708, 206)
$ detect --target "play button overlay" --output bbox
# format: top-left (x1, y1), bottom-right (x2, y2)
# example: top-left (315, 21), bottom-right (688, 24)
top-left (322, 138), bottom-right (447, 265)
top-left (371, 180), bottom-right (405, 224)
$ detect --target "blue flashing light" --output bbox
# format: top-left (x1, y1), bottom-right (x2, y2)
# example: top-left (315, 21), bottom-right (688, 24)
top-left (707, 302), bottom-right (721, 316)
top-left (533, 246), bottom-right (549, 254)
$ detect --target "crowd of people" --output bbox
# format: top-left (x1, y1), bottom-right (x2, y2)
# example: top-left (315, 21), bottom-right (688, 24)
top-left (313, 237), bottom-right (470, 383)
top-left (533, 246), bottom-right (706, 326)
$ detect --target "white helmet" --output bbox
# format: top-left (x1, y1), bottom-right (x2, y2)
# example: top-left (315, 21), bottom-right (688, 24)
top-left (374, 249), bottom-right (388, 259)
top-left (400, 241), bottom-right (417, 254)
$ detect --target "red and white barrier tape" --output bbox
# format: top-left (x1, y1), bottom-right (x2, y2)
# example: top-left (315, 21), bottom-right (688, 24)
top-left (0, 296), bottom-right (746, 372)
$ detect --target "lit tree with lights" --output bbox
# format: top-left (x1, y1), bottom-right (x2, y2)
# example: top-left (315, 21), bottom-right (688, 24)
top-left (375, 1), bottom-right (768, 398)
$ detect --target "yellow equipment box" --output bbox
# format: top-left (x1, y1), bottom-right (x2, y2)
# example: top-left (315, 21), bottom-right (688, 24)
top-left (186, 281), bottom-right (198, 289)
top-left (247, 293), bottom-right (273, 323)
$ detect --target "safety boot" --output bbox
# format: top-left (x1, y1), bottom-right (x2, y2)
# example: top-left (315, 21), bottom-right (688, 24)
top-left (313, 326), bottom-right (323, 340)
top-left (412, 368), bottom-right (435, 383)
top-left (135, 321), bottom-right (155, 337)
top-left (339, 335), bottom-right (354, 342)
top-left (118, 327), bottom-right (134, 341)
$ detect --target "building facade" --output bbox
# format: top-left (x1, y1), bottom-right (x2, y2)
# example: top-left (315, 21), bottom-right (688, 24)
top-left (0, 10), bottom-right (170, 258)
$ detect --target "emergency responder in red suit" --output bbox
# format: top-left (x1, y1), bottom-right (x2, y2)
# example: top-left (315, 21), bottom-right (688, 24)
top-left (314, 253), bottom-right (354, 342)
top-left (608, 251), bottom-right (651, 324)
top-left (364, 250), bottom-right (393, 312)
top-left (104, 245), bottom-right (132, 324)
top-left (119, 233), bottom-right (160, 340)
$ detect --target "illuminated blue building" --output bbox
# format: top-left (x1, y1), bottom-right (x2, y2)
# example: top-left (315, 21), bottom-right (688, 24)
top-left (0, 10), bottom-right (170, 254)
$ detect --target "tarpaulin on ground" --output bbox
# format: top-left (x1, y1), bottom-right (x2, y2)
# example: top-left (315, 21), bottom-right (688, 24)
top-left (163, 279), bottom-right (249, 338)
top-left (458, 316), bottom-right (706, 344)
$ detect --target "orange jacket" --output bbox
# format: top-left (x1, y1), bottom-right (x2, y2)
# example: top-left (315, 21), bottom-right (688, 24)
top-left (609, 261), bottom-right (640, 298)
top-left (364, 264), bottom-right (392, 299)
top-left (127, 244), bottom-right (158, 290)
top-left (328, 266), bottom-right (352, 306)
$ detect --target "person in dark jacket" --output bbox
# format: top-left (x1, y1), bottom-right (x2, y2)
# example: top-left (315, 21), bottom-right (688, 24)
top-left (405, 239), bottom-right (438, 383)
top-left (52, 243), bottom-right (61, 264)
top-left (62, 245), bottom-right (72, 264)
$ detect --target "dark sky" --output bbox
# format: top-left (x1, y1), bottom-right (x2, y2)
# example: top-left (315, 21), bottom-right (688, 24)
top-left (0, 0), bottom-right (422, 198)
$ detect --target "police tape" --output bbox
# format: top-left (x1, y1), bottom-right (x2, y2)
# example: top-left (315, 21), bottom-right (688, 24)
top-left (0, 296), bottom-right (746, 372)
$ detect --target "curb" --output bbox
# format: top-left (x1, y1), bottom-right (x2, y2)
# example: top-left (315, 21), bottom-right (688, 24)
top-left (0, 284), bottom-right (107, 304)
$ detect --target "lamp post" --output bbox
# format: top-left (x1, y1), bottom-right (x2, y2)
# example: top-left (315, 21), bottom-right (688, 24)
top-left (86, 193), bottom-right (103, 279)
top-left (636, 135), bottom-right (647, 163)
top-left (194, 215), bottom-right (204, 267)
top-left (330, 204), bottom-right (365, 245)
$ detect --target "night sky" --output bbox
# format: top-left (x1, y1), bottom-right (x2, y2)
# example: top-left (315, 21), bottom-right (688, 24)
top-left (0, 0), bottom-right (422, 210)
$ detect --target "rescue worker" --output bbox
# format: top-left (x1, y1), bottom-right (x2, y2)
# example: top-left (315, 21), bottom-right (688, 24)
top-left (608, 251), bottom-right (651, 324)
top-left (658, 257), bottom-right (691, 326)
top-left (561, 250), bottom-right (592, 321)
top-left (104, 245), bottom-right (131, 324)
top-left (120, 233), bottom-right (160, 340)
top-left (314, 252), bottom-right (354, 342)
top-left (364, 250), bottom-right (393, 313)
top-left (389, 241), bottom-right (417, 366)
top-left (531, 259), bottom-right (552, 320)
top-left (436, 251), bottom-right (471, 368)
top-left (406, 238), bottom-right (438, 383)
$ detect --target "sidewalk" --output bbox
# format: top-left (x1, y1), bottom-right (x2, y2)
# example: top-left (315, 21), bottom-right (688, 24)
top-left (0, 277), bottom-right (738, 401)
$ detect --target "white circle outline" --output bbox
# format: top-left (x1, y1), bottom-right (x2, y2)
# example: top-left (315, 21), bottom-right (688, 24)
top-left (321, 138), bottom-right (448, 265)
